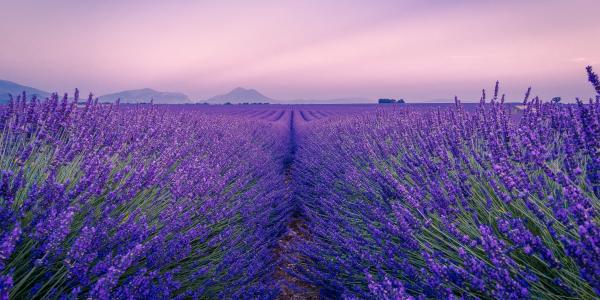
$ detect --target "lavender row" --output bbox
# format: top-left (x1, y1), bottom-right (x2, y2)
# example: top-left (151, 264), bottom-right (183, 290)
top-left (292, 70), bottom-right (600, 298)
top-left (0, 92), bottom-right (291, 299)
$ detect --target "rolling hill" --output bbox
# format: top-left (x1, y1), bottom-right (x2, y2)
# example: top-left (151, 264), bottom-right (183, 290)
top-left (206, 87), bottom-right (275, 104)
top-left (0, 79), bottom-right (50, 103)
top-left (98, 88), bottom-right (191, 104)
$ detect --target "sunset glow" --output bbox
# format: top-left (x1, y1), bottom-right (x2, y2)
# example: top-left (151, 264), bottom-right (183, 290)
top-left (1, 0), bottom-right (599, 101)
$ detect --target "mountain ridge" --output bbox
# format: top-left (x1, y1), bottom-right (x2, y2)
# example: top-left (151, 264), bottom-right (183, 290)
top-left (0, 79), bottom-right (51, 103)
top-left (1, 80), bottom-right (467, 105)
top-left (98, 88), bottom-right (191, 104)
top-left (206, 87), bottom-right (275, 103)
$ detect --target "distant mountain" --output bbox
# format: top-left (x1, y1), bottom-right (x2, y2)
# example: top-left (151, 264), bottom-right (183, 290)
top-left (206, 87), bottom-right (275, 104)
top-left (98, 88), bottom-right (191, 104)
top-left (0, 79), bottom-right (50, 103)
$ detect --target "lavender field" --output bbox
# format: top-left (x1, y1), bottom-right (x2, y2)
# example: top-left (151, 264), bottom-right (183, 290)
top-left (0, 68), bottom-right (599, 300)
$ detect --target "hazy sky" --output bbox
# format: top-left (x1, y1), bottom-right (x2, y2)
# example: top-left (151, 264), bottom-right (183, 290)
top-left (1, 0), bottom-right (599, 102)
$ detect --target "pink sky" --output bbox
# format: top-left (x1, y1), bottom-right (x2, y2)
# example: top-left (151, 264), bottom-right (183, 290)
top-left (1, 0), bottom-right (599, 102)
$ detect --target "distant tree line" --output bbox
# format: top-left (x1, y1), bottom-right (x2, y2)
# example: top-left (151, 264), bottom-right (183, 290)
top-left (378, 98), bottom-right (405, 104)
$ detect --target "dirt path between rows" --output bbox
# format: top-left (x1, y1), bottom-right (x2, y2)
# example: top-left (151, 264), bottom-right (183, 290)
top-left (273, 110), bottom-right (319, 299)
